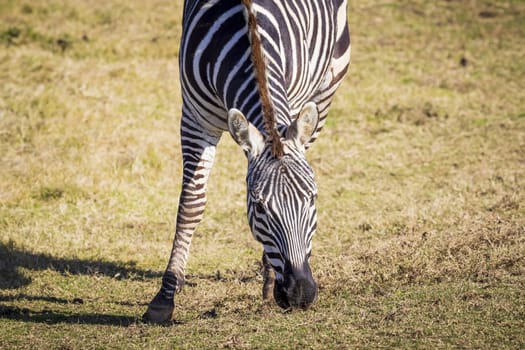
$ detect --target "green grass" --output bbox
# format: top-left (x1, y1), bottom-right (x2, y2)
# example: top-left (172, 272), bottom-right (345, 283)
top-left (1, 0), bottom-right (524, 348)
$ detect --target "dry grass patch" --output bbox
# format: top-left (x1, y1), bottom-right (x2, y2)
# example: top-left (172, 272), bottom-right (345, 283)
top-left (1, 0), bottom-right (524, 349)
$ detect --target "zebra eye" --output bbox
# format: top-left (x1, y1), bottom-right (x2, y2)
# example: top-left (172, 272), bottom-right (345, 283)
top-left (254, 200), bottom-right (264, 213)
top-left (255, 201), bottom-right (265, 212)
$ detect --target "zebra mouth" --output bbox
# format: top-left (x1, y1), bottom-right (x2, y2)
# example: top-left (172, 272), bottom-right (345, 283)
top-left (274, 277), bottom-right (318, 310)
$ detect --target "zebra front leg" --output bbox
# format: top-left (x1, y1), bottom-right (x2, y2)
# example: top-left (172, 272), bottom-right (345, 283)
top-left (262, 252), bottom-right (275, 301)
top-left (144, 121), bottom-right (220, 323)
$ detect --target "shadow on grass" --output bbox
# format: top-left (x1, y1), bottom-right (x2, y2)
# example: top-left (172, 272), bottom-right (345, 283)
top-left (0, 241), bottom-right (162, 290)
top-left (0, 294), bottom-right (70, 304)
top-left (0, 304), bottom-right (140, 326)
top-left (0, 242), bottom-right (167, 326)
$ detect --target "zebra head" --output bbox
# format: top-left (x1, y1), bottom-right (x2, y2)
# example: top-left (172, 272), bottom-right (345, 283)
top-left (228, 102), bottom-right (319, 309)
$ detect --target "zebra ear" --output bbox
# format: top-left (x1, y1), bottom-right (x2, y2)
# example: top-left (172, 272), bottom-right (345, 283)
top-left (228, 108), bottom-right (265, 157)
top-left (286, 102), bottom-right (319, 148)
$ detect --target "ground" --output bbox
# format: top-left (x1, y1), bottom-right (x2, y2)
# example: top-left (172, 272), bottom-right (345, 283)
top-left (0, 0), bottom-right (524, 349)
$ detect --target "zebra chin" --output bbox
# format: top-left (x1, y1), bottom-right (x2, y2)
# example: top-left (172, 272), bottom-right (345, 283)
top-left (273, 263), bottom-right (318, 310)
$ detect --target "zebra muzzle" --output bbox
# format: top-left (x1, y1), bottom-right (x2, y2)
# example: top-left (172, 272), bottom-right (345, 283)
top-left (274, 264), bottom-right (318, 310)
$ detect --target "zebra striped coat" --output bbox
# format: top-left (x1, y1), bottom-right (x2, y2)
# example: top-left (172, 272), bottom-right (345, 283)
top-left (144, 0), bottom-right (350, 322)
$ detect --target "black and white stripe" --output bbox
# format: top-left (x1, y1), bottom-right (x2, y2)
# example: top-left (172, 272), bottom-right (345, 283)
top-left (145, 0), bottom-right (350, 321)
top-left (246, 144), bottom-right (318, 278)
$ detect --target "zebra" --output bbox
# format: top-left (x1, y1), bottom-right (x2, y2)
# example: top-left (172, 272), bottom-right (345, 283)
top-left (144, 0), bottom-right (350, 322)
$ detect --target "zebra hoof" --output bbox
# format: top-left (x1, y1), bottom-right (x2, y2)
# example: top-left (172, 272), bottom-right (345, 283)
top-left (143, 297), bottom-right (174, 323)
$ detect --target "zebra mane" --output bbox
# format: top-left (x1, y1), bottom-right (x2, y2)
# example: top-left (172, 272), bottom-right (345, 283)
top-left (242, 0), bottom-right (284, 159)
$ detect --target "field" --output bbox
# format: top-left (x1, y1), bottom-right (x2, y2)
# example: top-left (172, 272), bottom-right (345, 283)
top-left (1, 0), bottom-right (524, 348)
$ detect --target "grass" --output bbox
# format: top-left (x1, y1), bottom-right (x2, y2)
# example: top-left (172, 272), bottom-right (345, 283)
top-left (1, 0), bottom-right (524, 348)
